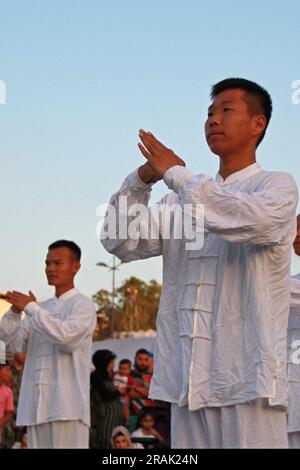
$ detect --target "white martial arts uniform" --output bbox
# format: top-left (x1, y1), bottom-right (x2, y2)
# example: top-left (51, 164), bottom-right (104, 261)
top-left (102, 162), bottom-right (298, 448)
top-left (287, 274), bottom-right (300, 448)
top-left (0, 288), bottom-right (96, 448)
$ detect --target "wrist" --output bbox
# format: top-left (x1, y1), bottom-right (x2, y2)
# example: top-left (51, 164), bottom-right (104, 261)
top-left (138, 164), bottom-right (161, 185)
top-left (11, 306), bottom-right (22, 314)
top-left (138, 165), bottom-right (153, 184)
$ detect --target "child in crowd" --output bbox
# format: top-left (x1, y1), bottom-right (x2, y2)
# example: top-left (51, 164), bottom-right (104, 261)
top-left (131, 408), bottom-right (165, 447)
top-left (113, 359), bottom-right (133, 426)
top-left (111, 426), bottom-right (143, 449)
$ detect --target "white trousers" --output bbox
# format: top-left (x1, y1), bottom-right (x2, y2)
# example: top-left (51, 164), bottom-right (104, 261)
top-left (171, 399), bottom-right (288, 449)
top-left (288, 432), bottom-right (300, 448)
top-left (27, 420), bottom-right (89, 449)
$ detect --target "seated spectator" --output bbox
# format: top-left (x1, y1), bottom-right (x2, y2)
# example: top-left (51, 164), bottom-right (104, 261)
top-left (0, 363), bottom-right (14, 448)
top-left (129, 349), bottom-right (154, 430)
top-left (90, 349), bottom-right (124, 449)
top-left (113, 359), bottom-right (134, 426)
top-left (111, 426), bottom-right (143, 449)
top-left (131, 408), bottom-right (165, 448)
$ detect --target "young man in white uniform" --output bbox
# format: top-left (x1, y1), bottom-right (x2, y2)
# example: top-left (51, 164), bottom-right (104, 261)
top-left (0, 240), bottom-right (96, 448)
top-left (101, 78), bottom-right (298, 448)
top-left (288, 214), bottom-right (300, 448)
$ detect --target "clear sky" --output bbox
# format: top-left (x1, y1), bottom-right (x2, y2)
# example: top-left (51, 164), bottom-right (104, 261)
top-left (0, 0), bottom-right (300, 301)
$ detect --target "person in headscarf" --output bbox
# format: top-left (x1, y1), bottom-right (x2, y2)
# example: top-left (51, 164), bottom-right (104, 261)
top-left (111, 425), bottom-right (143, 449)
top-left (90, 349), bottom-right (124, 448)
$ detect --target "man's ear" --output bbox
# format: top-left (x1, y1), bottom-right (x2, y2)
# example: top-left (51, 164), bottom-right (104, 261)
top-left (252, 114), bottom-right (266, 140)
top-left (73, 261), bottom-right (81, 275)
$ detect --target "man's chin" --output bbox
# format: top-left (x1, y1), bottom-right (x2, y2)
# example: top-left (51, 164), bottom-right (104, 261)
top-left (207, 143), bottom-right (226, 157)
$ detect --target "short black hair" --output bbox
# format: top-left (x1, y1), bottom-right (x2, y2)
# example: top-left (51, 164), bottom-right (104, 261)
top-left (135, 348), bottom-right (150, 357)
top-left (210, 77), bottom-right (273, 146)
top-left (48, 240), bottom-right (81, 261)
top-left (0, 362), bottom-right (10, 370)
top-left (119, 359), bottom-right (132, 366)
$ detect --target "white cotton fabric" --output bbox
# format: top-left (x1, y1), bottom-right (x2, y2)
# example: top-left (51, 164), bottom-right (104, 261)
top-left (288, 431), bottom-right (300, 449)
top-left (287, 273), bottom-right (300, 434)
top-left (131, 428), bottom-right (157, 439)
top-left (0, 288), bottom-right (96, 427)
top-left (171, 400), bottom-right (288, 448)
top-left (27, 420), bottom-right (89, 449)
top-left (102, 163), bottom-right (298, 411)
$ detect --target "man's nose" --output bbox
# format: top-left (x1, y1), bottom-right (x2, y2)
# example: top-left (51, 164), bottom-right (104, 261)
top-left (208, 114), bottom-right (221, 127)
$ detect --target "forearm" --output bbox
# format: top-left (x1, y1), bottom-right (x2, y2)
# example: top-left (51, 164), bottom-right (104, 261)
top-left (101, 169), bottom-right (162, 261)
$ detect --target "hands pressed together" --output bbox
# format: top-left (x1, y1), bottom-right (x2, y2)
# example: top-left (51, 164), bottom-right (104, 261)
top-left (0, 290), bottom-right (36, 313)
top-left (137, 129), bottom-right (185, 184)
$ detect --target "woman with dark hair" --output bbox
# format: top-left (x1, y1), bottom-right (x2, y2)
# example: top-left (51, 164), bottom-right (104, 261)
top-left (90, 349), bottom-right (124, 448)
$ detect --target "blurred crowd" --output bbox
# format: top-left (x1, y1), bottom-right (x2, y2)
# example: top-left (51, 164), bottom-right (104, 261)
top-left (0, 354), bottom-right (27, 449)
top-left (0, 347), bottom-right (170, 449)
top-left (90, 348), bottom-right (170, 449)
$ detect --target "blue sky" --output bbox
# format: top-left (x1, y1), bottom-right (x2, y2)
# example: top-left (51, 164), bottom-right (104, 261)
top-left (0, 0), bottom-right (300, 300)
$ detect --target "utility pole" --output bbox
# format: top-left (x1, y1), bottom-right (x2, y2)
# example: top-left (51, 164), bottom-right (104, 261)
top-left (96, 256), bottom-right (126, 336)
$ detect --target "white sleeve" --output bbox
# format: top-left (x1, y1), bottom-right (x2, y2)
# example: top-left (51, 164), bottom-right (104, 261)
top-left (24, 299), bottom-right (96, 353)
top-left (0, 309), bottom-right (31, 353)
top-left (101, 169), bottom-right (163, 261)
top-left (164, 166), bottom-right (298, 245)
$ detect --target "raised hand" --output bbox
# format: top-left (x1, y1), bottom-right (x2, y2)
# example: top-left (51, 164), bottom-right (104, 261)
top-left (138, 129), bottom-right (185, 179)
top-left (4, 290), bottom-right (37, 313)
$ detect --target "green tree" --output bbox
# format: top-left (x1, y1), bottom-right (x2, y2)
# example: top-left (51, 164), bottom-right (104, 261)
top-left (92, 289), bottom-right (113, 340)
top-left (93, 277), bottom-right (161, 337)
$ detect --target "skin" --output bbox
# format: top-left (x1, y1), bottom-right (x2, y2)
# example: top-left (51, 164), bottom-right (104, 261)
top-left (129, 353), bottom-right (150, 400)
top-left (137, 88), bottom-right (266, 183)
top-left (141, 414), bottom-right (155, 432)
top-left (1, 247), bottom-right (80, 313)
top-left (0, 365), bottom-right (12, 385)
top-left (135, 353), bottom-right (150, 372)
top-left (140, 415), bottom-right (165, 445)
top-left (148, 356), bottom-right (153, 373)
top-left (113, 435), bottom-right (130, 449)
top-left (119, 363), bottom-right (131, 377)
top-left (107, 359), bottom-right (116, 377)
top-left (293, 214), bottom-right (300, 256)
top-left (13, 353), bottom-right (26, 371)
